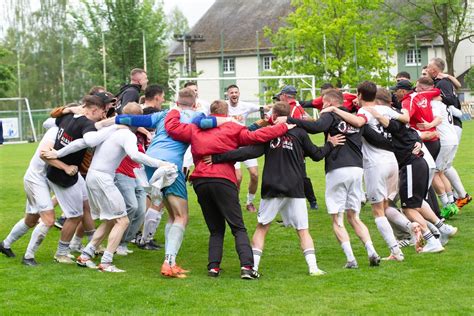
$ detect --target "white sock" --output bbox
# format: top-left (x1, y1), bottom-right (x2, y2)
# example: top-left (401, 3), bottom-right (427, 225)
top-left (446, 192), bottom-right (454, 204)
top-left (438, 193), bottom-right (449, 207)
top-left (375, 216), bottom-right (400, 254)
top-left (364, 241), bottom-right (377, 257)
top-left (101, 251), bottom-right (114, 264)
top-left (341, 241), bottom-right (355, 262)
top-left (303, 248), bottom-right (318, 271)
top-left (165, 254), bottom-right (176, 266)
top-left (427, 221), bottom-right (440, 236)
top-left (56, 240), bottom-right (70, 256)
top-left (24, 222), bottom-right (50, 259)
top-left (3, 219), bottom-right (30, 248)
top-left (165, 223), bottom-right (185, 259)
top-left (81, 242), bottom-right (96, 259)
top-left (247, 193), bottom-right (255, 205)
top-left (143, 208), bottom-right (163, 242)
top-left (385, 207), bottom-right (411, 233)
top-left (164, 222), bottom-right (172, 250)
top-left (69, 235), bottom-right (83, 249)
top-left (252, 248), bottom-right (263, 271)
top-left (444, 167), bottom-right (467, 198)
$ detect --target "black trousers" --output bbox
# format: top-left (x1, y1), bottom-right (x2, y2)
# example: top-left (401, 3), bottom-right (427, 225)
top-left (424, 140), bottom-right (441, 217)
top-left (303, 177), bottom-right (317, 204)
top-left (193, 178), bottom-right (253, 270)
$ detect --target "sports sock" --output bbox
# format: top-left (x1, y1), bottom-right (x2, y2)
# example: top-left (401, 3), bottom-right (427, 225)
top-left (364, 241), bottom-right (377, 257)
top-left (384, 207), bottom-right (411, 233)
top-left (438, 193), bottom-right (449, 207)
top-left (164, 222), bottom-right (172, 251)
top-left (24, 222), bottom-right (50, 259)
top-left (303, 248), bottom-right (318, 271)
top-left (81, 242), bottom-right (96, 259)
top-left (446, 192), bottom-right (455, 204)
top-left (69, 235), bottom-right (83, 249)
top-left (165, 254), bottom-right (176, 266)
top-left (143, 208), bottom-right (163, 243)
top-left (247, 193), bottom-right (255, 205)
top-left (3, 219), bottom-right (30, 248)
top-left (101, 251), bottom-right (113, 264)
top-left (84, 230), bottom-right (95, 242)
top-left (165, 223), bottom-right (185, 261)
top-left (427, 221), bottom-right (440, 236)
top-left (252, 248), bottom-right (263, 271)
top-left (341, 241), bottom-right (355, 262)
top-left (444, 167), bottom-right (467, 198)
top-left (56, 240), bottom-right (70, 256)
top-left (374, 216), bottom-right (400, 254)
top-left (422, 231), bottom-right (434, 241)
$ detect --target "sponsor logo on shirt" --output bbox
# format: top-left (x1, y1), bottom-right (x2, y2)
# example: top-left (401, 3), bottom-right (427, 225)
top-left (270, 136), bottom-right (294, 151)
top-left (337, 121), bottom-right (359, 134)
top-left (416, 98), bottom-right (428, 108)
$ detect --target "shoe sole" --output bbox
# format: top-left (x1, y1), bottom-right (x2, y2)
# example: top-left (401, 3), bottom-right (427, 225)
top-left (421, 247), bottom-right (445, 253)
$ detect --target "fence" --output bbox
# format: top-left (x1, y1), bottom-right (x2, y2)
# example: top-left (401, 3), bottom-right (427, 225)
top-left (0, 109), bottom-right (52, 142)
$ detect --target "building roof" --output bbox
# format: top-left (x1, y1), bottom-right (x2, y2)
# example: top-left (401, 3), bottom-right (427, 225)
top-left (169, 0), bottom-right (292, 59)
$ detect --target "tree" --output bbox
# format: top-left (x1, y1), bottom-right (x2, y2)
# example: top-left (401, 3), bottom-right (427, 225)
top-left (167, 6), bottom-right (190, 44)
top-left (384, 0), bottom-right (474, 75)
top-left (0, 46), bottom-right (16, 98)
top-left (266, 0), bottom-right (396, 87)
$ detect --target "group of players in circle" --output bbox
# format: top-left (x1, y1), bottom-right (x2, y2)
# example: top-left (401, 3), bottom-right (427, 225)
top-left (0, 56), bottom-right (470, 279)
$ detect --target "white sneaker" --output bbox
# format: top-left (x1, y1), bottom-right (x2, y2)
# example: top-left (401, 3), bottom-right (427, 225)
top-left (439, 223), bottom-right (458, 237)
top-left (76, 256), bottom-right (98, 269)
top-left (309, 268), bottom-right (326, 276)
top-left (115, 245), bottom-right (129, 256)
top-left (54, 255), bottom-right (75, 264)
top-left (98, 263), bottom-right (126, 273)
top-left (382, 251), bottom-right (404, 261)
top-left (421, 238), bottom-right (444, 253)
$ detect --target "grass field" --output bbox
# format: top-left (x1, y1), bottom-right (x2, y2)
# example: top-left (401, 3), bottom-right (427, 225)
top-left (0, 123), bottom-right (473, 315)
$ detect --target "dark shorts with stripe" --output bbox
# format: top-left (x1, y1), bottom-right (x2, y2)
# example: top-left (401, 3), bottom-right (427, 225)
top-left (399, 157), bottom-right (429, 209)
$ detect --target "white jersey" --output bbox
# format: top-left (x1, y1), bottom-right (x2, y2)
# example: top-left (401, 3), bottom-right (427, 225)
top-left (358, 106), bottom-right (398, 168)
top-left (195, 98), bottom-right (211, 115)
top-left (226, 100), bottom-right (260, 125)
top-left (431, 100), bottom-right (458, 146)
top-left (24, 127), bottom-right (58, 183)
top-left (89, 128), bottom-right (162, 176)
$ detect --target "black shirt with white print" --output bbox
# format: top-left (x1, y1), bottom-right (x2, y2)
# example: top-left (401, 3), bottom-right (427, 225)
top-left (46, 114), bottom-right (96, 187)
top-left (434, 77), bottom-right (462, 128)
top-left (212, 127), bottom-right (333, 199)
top-left (288, 110), bottom-right (362, 174)
top-left (383, 119), bottom-right (422, 168)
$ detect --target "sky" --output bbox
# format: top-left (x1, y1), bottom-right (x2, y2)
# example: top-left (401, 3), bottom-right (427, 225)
top-left (163, 0), bottom-right (216, 27)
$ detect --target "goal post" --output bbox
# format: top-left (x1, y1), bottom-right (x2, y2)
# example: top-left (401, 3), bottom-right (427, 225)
top-left (0, 97), bottom-right (38, 143)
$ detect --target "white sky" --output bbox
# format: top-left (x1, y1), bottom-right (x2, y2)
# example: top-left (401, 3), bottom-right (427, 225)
top-left (163, 0), bottom-right (216, 27)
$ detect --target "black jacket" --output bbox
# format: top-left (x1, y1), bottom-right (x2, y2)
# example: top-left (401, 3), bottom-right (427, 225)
top-left (115, 84), bottom-right (141, 114)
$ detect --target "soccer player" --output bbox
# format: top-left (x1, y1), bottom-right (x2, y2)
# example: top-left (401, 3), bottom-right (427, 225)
top-left (280, 90), bottom-right (381, 268)
top-left (41, 95), bottom-right (117, 263)
top-left (115, 68), bottom-right (148, 114)
top-left (300, 83), bottom-right (358, 113)
top-left (319, 81), bottom-right (405, 261)
top-left (204, 101), bottom-right (345, 276)
top-left (114, 88), bottom-right (206, 278)
top-left (165, 100), bottom-right (290, 279)
top-left (0, 126), bottom-right (77, 265)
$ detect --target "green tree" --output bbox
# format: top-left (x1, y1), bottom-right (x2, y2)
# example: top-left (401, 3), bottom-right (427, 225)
top-left (384, 0), bottom-right (474, 75)
top-left (266, 0), bottom-right (396, 88)
top-left (0, 46), bottom-right (16, 98)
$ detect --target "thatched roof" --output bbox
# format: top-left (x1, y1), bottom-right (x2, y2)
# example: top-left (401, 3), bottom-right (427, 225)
top-left (169, 0), bottom-right (293, 58)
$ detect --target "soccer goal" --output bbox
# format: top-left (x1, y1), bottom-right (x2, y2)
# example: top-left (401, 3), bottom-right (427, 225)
top-left (172, 75), bottom-right (318, 124)
top-left (0, 97), bottom-right (37, 143)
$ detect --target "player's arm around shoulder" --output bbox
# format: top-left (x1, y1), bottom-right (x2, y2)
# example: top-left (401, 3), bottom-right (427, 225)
top-left (238, 122), bottom-right (289, 146)
top-left (164, 108), bottom-right (193, 143)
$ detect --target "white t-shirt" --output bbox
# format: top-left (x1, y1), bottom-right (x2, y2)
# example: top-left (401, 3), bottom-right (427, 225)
top-left (89, 128), bottom-right (162, 176)
top-left (195, 98), bottom-right (211, 115)
top-left (24, 127), bottom-right (58, 183)
top-left (358, 106), bottom-right (399, 168)
top-left (226, 100), bottom-right (260, 125)
top-left (431, 100), bottom-right (458, 146)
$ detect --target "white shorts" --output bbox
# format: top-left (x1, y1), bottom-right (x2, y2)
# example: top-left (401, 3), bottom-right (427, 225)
top-left (49, 174), bottom-right (88, 218)
top-left (86, 169), bottom-right (126, 221)
top-left (364, 163), bottom-right (398, 204)
top-left (435, 145), bottom-right (457, 172)
top-left (234, 158), bottom-right (258, 170)
top-left (325, 167), bottom-right (364, 214)
top-left (24, 178), bottom-right (54, 214)
top-left (258, 198), bottom-right (308, 230)
top-left (183, 146), bottom-right (194, 169)
top-left (454, 125), bottom-right (462, 142)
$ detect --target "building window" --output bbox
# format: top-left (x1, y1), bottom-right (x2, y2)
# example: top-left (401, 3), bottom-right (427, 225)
top-left (405, 49), bottom-right (421, 66)
top-left (223, 58), bottom-right (235, 73)
top-left (263, 56), bottom-right (275, 71)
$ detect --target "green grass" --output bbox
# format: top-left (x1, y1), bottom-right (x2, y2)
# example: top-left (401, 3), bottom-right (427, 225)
top-left (1, 123), bottom-right (473, 315)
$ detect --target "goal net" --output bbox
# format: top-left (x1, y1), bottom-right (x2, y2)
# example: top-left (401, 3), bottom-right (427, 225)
top-left (0, 97), bottom-right (37, 143)
top-left (172, 75), bottom-right (318, 125)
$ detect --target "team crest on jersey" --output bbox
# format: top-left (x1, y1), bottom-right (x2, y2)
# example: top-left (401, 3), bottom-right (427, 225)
top-left (337, 121), bottom-right (359, 134)
top-left (270, 136), bottom-right (293, 150)
top-left (416, 98), bottom-right (428, 108)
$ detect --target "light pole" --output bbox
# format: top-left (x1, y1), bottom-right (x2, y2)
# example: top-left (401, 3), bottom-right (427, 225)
top-left (174, 34), bottom-right (205, 76)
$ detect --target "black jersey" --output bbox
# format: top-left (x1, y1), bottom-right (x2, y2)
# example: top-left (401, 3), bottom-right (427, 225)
top-left (288, 111), bottom-right (363, 174)
top-left (46, 114), bottom-right (96, 187)
top-left (212, 127), bottom-right (333, 199)
top-left (434, 78), bottom-right (462, 128)
top-left (384, 118), bottom-right (421, 167)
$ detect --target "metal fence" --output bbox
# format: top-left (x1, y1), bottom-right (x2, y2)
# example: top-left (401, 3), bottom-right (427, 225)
top-left (0, 109), bottom-right (52, 142)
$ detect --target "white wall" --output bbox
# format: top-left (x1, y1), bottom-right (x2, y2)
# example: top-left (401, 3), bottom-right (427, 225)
top-left (453, 39), bottom-right (474, 76)
top-left (235, 56), bottom-right (260, 103)
top-left (195, 58), bottom-right (220, 102)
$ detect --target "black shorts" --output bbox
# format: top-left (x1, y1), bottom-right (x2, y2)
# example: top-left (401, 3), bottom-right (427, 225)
top-left (424, 139), bottom-right (440, 161)
top-left (399, 157), bottom-right (429, 209)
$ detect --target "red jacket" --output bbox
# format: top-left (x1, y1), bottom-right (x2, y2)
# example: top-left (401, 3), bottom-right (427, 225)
top-left (401, 88), bottom-right (440, 141)
top-left (165, 109), bottom-right (288, 185)
top-left (312, 93), bottom-right (358, 112)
